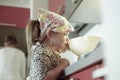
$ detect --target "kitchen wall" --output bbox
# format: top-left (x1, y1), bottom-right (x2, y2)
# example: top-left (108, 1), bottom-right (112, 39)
top-left (30, 0), bottom-right (48, 20)
top-left (84, 0), bottom-right (120, 80)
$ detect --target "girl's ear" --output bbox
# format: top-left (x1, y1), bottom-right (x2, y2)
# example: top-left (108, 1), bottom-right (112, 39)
top-left (46, 30), bottom-right (53, 38)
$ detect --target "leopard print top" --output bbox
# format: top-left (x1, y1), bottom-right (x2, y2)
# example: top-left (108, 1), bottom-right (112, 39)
top-left (29, 44), bottom-right (61, 80)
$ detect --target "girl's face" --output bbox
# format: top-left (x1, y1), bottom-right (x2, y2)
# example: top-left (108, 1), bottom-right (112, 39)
top-left (50, 32), bottom-right (68, 51)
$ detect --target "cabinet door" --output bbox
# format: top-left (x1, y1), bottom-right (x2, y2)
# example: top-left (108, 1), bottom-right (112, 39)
top-left (67, 62), bottom-right (104, 80)
top-left (69, 0), bottom-right (101, 23)
top-left (49, 0), bottom-right (65, 15)
top-left (62, 0), bottom-right (83, 19)
top-left (68, 65), bottom-right (97, 80)
top-left (0, 6), bottom-right (29, 28)
top-left (94, 62), bottom-right (104, 80)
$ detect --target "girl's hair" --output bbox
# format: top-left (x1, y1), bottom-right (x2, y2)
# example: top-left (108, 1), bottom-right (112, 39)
top-left (25, 20), bottom-right (40, 57)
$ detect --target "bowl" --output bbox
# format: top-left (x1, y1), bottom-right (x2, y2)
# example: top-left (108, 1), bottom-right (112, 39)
top-left (68, 36), bottom-right (101, 58)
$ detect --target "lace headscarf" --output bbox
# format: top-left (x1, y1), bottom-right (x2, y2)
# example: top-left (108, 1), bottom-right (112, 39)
top-left (37, 8), bottom-right (74, 42)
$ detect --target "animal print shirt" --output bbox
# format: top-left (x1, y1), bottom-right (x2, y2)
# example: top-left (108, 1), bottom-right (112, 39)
top-left (29, 44), bottom-right (61, 80)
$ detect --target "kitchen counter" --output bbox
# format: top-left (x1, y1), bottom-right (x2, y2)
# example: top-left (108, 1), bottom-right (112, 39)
top-left (64, 43), bottom-right (103, 77)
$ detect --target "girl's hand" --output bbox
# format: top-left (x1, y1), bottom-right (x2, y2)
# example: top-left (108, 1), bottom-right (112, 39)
top-left (59, 58), bottom-right (70, 68)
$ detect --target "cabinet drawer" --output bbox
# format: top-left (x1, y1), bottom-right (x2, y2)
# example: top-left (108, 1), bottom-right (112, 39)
top-left (66, 61), bottom-right (104, 80)
top-left (68, 65), bottom-right (97, 80)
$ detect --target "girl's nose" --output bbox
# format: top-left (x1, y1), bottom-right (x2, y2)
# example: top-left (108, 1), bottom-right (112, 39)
top-left (64, 40), bottom-right (67, 44)
top-left (64, 36), bottom-right (68, 43)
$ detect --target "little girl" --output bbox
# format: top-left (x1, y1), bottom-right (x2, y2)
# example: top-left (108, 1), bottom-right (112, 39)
top-left (25, 8), bottom-right (74, 80)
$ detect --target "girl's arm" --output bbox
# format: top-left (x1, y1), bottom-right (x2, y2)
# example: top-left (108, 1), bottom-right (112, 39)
top-left (44, 58), bottom-right (70, 80)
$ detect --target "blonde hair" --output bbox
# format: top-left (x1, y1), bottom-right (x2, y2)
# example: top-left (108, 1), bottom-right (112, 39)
top-left (25, 20), bottom-right (40, 58)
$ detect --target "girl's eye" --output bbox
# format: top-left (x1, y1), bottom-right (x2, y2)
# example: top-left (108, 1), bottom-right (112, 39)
top-left (64, 34), bottom-right (66, 36)
top-left (63, 33), bottom-right (68, 36)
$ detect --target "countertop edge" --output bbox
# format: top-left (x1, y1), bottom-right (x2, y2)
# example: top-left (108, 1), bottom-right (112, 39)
top-left (64, 44), bottom-right (103, 76)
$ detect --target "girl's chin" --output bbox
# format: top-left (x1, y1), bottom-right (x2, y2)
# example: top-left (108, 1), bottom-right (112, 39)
top-left (59, 47), bottom-right (68, 53)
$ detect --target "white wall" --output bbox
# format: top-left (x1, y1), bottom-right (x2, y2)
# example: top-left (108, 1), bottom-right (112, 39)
top-left (30, 0), bottom-right (48, 20)
top-left (85, 0), bottom-right (120, 80)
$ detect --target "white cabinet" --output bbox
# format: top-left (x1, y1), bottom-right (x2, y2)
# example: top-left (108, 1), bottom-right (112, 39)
top-left (63, 0), bottom-right (83, 19)
top-left (69, 0), bottom-right (101, 23)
